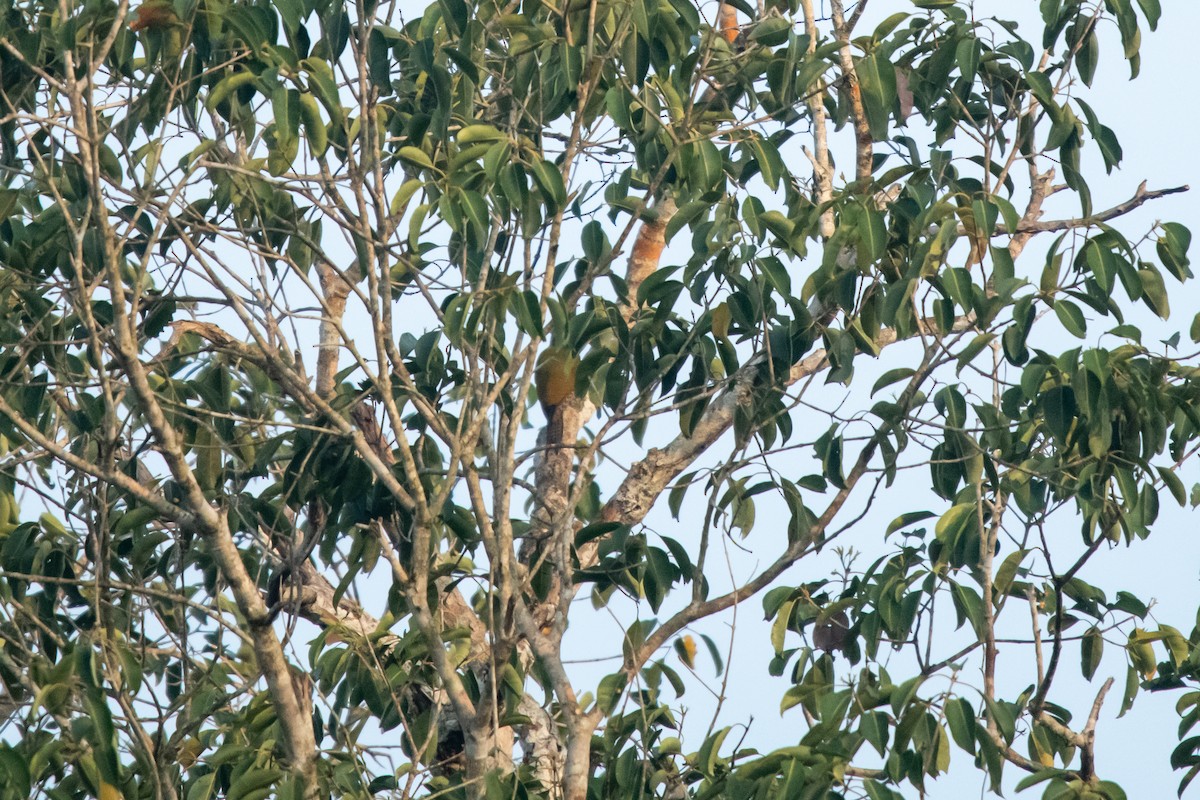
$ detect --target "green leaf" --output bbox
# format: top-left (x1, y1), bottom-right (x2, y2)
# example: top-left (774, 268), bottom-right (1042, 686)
top-left (1136, 0), bottom-right (1161, 29)
top-left (529, 159), bottom-right (566, 213)
top-left (1158, 222), bottom-right (1192, 281)
top-left (1172, 736), bottom-right (1200, 770)
top-left (886, 510), bottom-right (935, 536)
top-left (1015, 769), bottom-right (1071, 791)
top-left (667, 476), bottom-right (693, 521)
top-left (1180, 764), bottom-right (1200, 798)
top-left (581, 220), bottom-right (608, 263)
top-left (759, 255), bottom-right (792, 296)
top-left (226, 767), bottom-right (283, 800)
top-left (0, 745), bottom-right (30, 799)
top-left (390, 178), bottom-right (423, 217)
top-left (688, 139), bottom-right (724, 192)
top-left (760, 210), bottom-right (794, 241)
top-left (945, 697), bottom-right (976, 755)
top-left (456, 123), bottom-right (506, 144)
top-left (935, 503), bottom-right (975, 546)
top-left (275, 0), bottom-right (303, 31)
top-left (188, 773), bottom-right (218, 800)
top-left (458, 189), bottom-right (490, 248)
top-left (771, 599), bottom-right (794, 655)
top-left (984, 696), bottom-right (1017, 745)
top-left (942, 268), bottom-right (974, 314)
top-left (820, 432), bottom-right (844, 489)
top-left (205, 70), bottom-right (257, 112)
top-left (1025, 70), bottom-right (1055, 107)
top-left (622, 618), bottom-right (656, 663)
top-left (596, 672), bottom-right (628, 714)
top-left (991, 195), bottom-right (1021, 234)
top-left (1161, 624), bottom-right (1190, 667)
top-left (1158, 466), bottom-right (1187, 506)
top-left (890, 675), bottom-right (925, 717)
top-left (398, 146), bottom-right (435, 170)
top-left (934, 722), bottom-right (952, 774)
top-left (951, 582), bottom-right (985, 637)
top-left (1093, 124), bottom-right (1123, 173)
top-left (872, 368), bottom-right (915, 397)
top-left (699, 632), bottom-right (725, 676)
top-left (271, 87), bottom-right (299, 148)
top-left (956, 37), bottom-right (981, 79)
top-left (192, 425), bottom-right (222, 492)
top-left (860, 206), bottom-right (888, 264)
top-left (1054, 299), bottom-right (1087, 338)
top-left (860, 710), bottom-right (889, 756)
top-left (956, 332), bottom-right (996, 375)
top-left (1081, 626), bottom-right (1104, 680)
top-left (993, 548), bottom-right (1028, 600)
top-left (512, 290), bottom-right (544, 337)
top-left (303, 58), bottom-right (344, 124)
top-left (665, 201), bottom-right (708, 243)
top-left (1139, 267), bottom-right (1170, 318)
top-left (872, 12), bottom-right (909, 41)
top-left (659, 660), bottom-right (686, 696)
top-left (856, 50), bottom-right (898, 142)
top-left (1002, 299), bottom-right (1035, 365)
top-left (1077, 29), bottom-right (1099, 86)
top-left (697, 727), bottom-right (731, 777)
top-left (1119, 665), bottom-right (1139, 717)
top-left (749, 15), bottom-right (790, 46)
top-left (1041, 386), bottom-right (1077, 442)
top-left (745, 135), bottom-right (785, 190)
top-left (1128, 629), bottom-right (1158, 679)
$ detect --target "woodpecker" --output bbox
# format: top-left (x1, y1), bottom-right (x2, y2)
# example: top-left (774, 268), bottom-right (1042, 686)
top-left (534, 346), bottom-right (579, 443)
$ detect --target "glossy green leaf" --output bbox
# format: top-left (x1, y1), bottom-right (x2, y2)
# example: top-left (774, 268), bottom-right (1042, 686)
top-left (1082, 626), bottom-right (1104, 680)
top-left (1054, 298), bottom-right (1087, 338)
top-left (945, 697), bottom-right (976, 755)
top-left (856, 50), bottom-right (898, 142)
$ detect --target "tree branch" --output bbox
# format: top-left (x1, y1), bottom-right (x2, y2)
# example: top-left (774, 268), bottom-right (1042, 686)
top-left (597, 319), bottom-right (973, 533)
top-left (1003, 182), bottom-right (1188, 236)
top-left (627, 343), bottom-right (942, 674)
top-left (830, 0), bottom-right (873, 184)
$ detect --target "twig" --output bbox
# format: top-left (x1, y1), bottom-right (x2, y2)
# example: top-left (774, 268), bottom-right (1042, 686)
top-left (1003, 182), bottom-right (1188, 236)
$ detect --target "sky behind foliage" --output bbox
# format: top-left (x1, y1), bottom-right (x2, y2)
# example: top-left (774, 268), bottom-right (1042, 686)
top-left (529, 1), bottom-right (1200, 795)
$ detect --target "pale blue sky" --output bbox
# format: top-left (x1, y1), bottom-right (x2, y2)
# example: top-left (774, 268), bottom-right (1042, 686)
top-left (339, 0), bottom-right (1200, 792)
top-left (327, 0), bottom-right (1200, 795)
top-left (5, 0), bottom-right (1195, 796)
top-left (554, 2), bottom-right (1200, 797)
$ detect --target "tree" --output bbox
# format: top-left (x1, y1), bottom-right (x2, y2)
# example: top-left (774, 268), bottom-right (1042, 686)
top-left (0, 0), bottom-right (1194, 797)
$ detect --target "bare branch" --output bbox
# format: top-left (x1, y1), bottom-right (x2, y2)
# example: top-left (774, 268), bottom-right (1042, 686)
top-left (1005, 182), bottom-right (1188, 239)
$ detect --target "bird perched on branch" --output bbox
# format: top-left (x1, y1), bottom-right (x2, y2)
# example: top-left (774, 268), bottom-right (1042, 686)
top-left (717, 0), bottom-right (740, 45)
top-left (129, 0), bottom-right (179, 31)
top-left (535, 346), bottom-right (579, 444)
top-left (623, 198), bottom-right (674, 314)
top-left (129, 0), bottom-right (186, 64)
top-left (695, 1), bottom-right (746, 112)
top-left (812, 609), bottom-right (850, 655)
